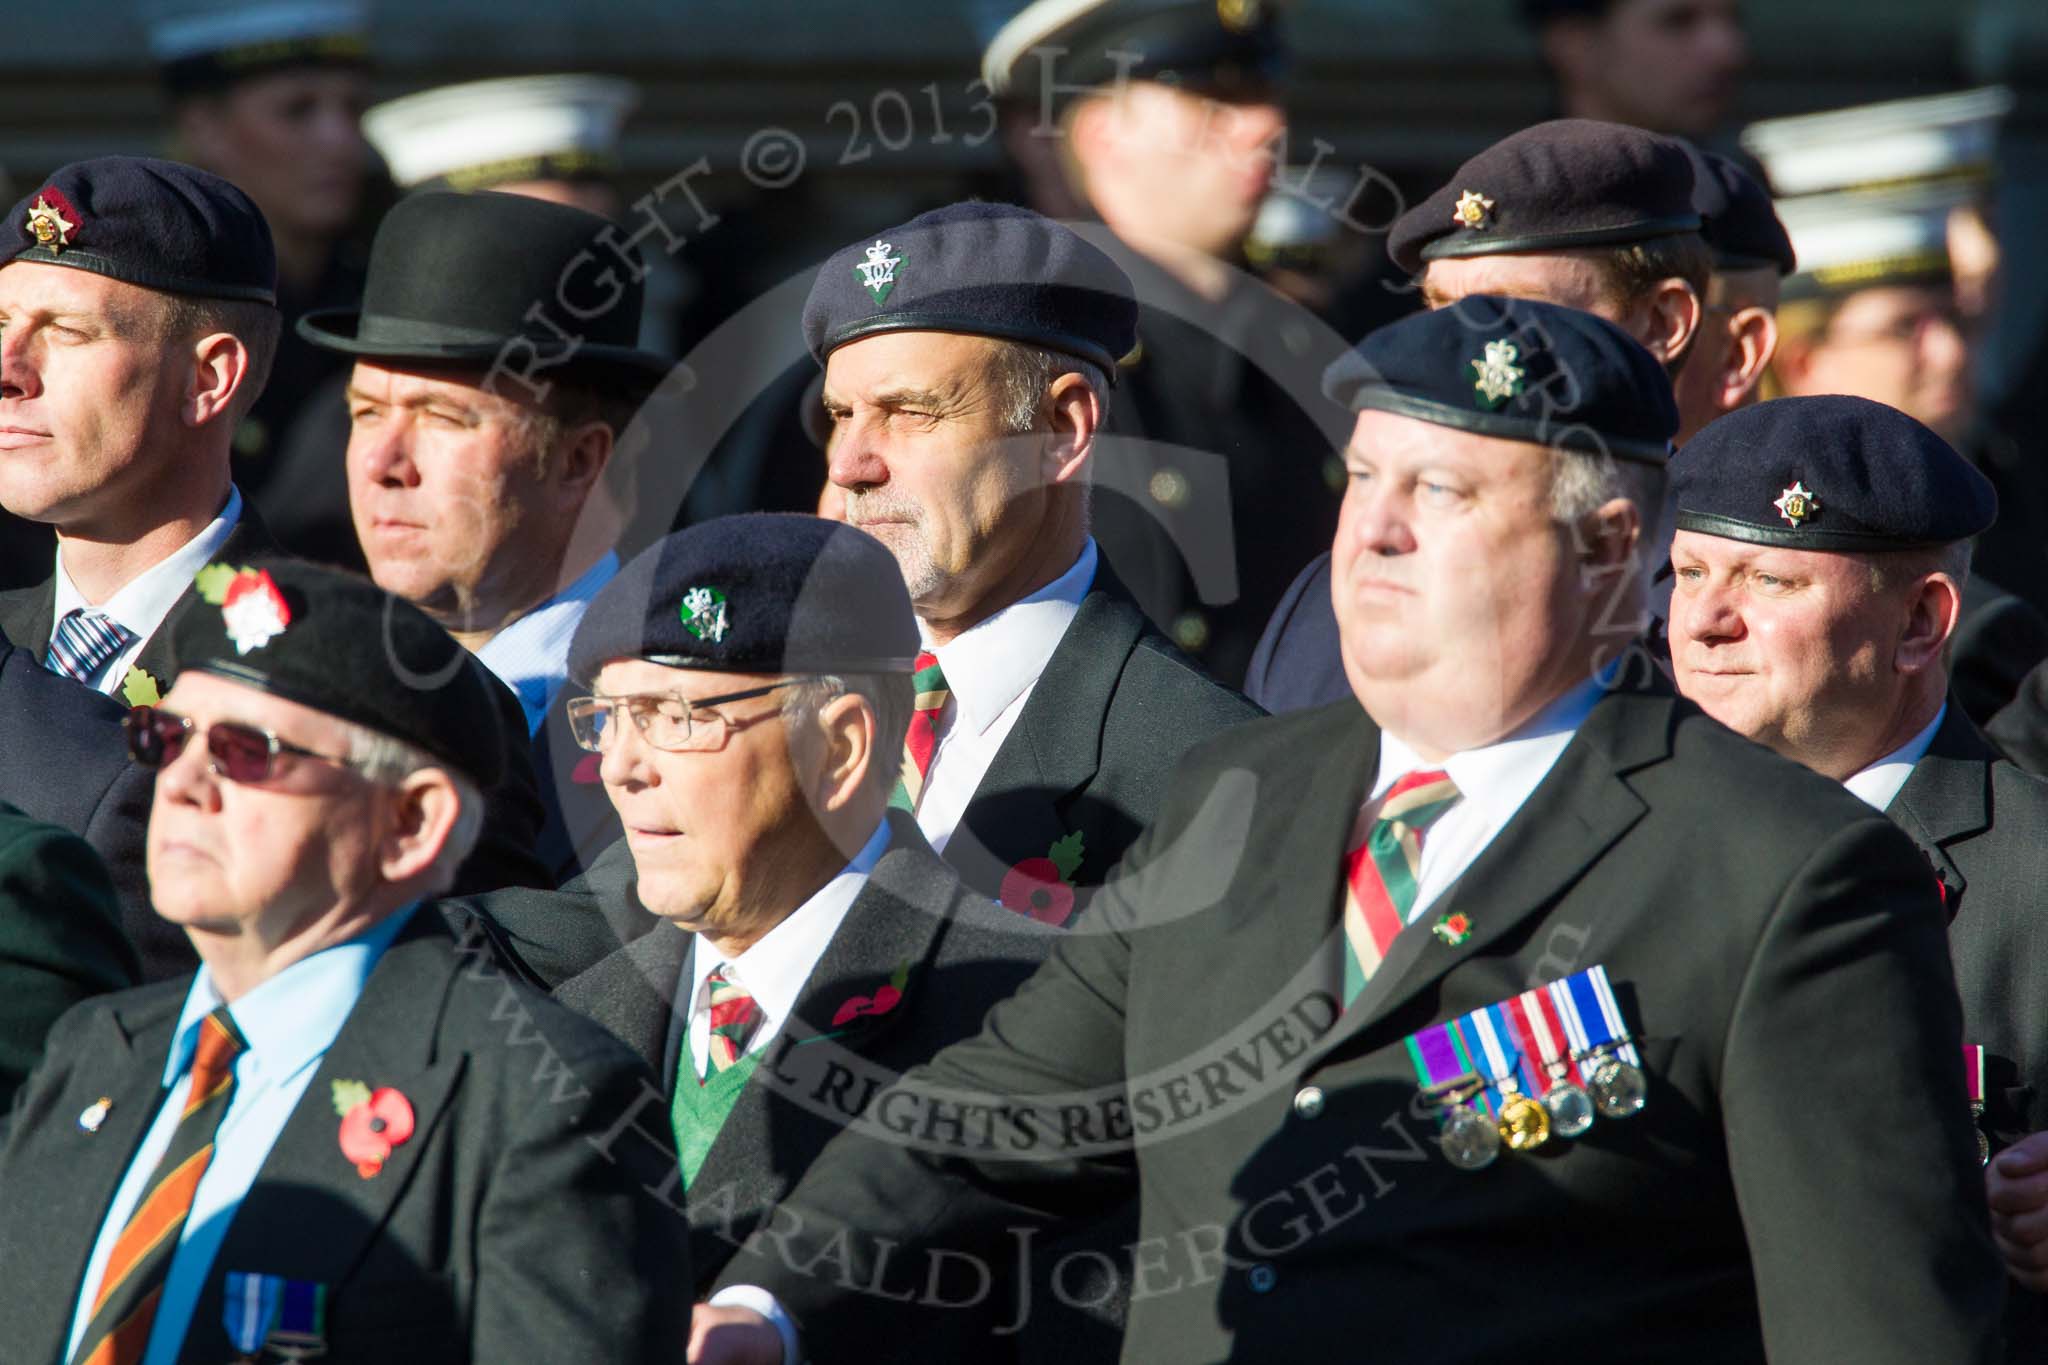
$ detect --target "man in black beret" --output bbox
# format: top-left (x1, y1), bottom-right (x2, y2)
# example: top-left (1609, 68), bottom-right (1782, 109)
top-left (1663, 394), bottom-right (2048, 1358)
top-left (0, 556), bottom-right (690, 1365)
top-left (302, 188), bottom-right (669, 883)
top-left (443, 515), bottom-right (1094, 1354)
top-left (977, 0), bottom-right (1352, 684)
top-left (1521, 0), bottom-right (1747, 138)
top-left (697, 298), bottom-right (2001, 1365)
top-left (803, 201), bottom-right (1259, 922)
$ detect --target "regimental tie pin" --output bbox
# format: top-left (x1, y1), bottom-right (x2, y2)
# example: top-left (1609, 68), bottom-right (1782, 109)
top-left (78, 1096), bottom-right (113, 1133)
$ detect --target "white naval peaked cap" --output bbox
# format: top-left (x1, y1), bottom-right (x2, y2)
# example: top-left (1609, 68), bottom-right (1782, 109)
top-left (1741, 86), bottom-right (2012, 199)
top-left (363, 74), bottom-right (640, 192)
top-left (142, 0), bottom-right (368, 62)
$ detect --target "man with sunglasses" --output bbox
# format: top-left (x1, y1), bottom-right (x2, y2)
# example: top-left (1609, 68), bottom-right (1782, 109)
top-left (0, 557), bottom-right (689, 1364)
top-left (450, 514), bottom-right (1084, 1355)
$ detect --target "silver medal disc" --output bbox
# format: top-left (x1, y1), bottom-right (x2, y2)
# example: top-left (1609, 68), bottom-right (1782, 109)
top-left (1440, 1106), bottom-right (1502, 1170)
top-left (1590, 1057), bottom-right (1648, 1118)
top-left (1543, 1082), bottom-right (1596, 1138)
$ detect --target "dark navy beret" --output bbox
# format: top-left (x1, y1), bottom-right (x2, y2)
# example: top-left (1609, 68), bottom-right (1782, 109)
top-left (982, 0), bottom-right (1286, 100)
top-left (1323, 294), bottom-right (1677, 465)
top-left (171, 557), bottom-right (512, 788)
top-left (1672, 395), bottom-right (1995, 552)
top-left (1685, 145), bottom-right (1794, 275)
top-left (568, 514), bottom-right (919, 682)
top-left (1389, 120), bottom-right (1702, 276)
top-left (802, 202), bottom-right (1138, 379)
top-left (0, 156), bottom-right (277, 305)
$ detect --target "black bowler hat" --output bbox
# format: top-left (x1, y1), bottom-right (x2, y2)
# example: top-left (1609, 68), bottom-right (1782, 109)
top-left (1684, 145), bottom-right (1794, 276)
top-left (171, 557), bottom-right (514, 789)
top-left (0, 156), bottom-right (276, 305)
top-left (1389, 120), bottom-right (1702, 276)
top-left (982, 0), bottom-right (1287, 100)
top-left (299, 190), bottom-right (669, 381)
top-left (568, 514), bottom-right (919, 682)
top-left (1323, 294), bottom-right (1678, 465)
top-left (1672, 396), bottom-right (1995, 552)
top-left (803, 202), bottom-right (1138, 378)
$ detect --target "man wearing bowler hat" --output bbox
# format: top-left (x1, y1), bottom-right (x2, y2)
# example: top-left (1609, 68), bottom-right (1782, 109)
top-left (0, 557), bottom-right (689, 1364)
top-left (301, 189), bottom-right (671, 882)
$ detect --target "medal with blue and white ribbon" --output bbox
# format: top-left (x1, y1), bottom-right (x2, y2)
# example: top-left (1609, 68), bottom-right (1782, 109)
top-left (1511, 984), bottom-right (1595, 1138)
top-left (1471, 1003), bottom-right (1551, 1151)
top-left (1555, 965), bottom-right (1646, 1119)
top-left (224, 1271), bottom-right (284, 1360)
top-left (1405, 1020), bottom-right (1498, 1170)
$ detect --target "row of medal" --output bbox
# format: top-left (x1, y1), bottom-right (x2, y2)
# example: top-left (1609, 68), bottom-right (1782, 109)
top-left (1405, 965), bottom-right (1645, 1171)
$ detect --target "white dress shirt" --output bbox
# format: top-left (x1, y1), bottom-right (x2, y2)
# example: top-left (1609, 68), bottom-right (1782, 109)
top-left (665, 818), bottom-right (891, 1085)
top-left (474, 550), bottom-right (620, 736)
top-left (49, 486), bottom-right (244, 697)
top-left (911, 539), bottom-right (1097, 852)
top-left (1843, 704), bottom-right (1946, 813)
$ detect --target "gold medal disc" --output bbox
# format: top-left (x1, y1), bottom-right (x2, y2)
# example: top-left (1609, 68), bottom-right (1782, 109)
top-left (1497, 1092), bottom-right (1552, 1151)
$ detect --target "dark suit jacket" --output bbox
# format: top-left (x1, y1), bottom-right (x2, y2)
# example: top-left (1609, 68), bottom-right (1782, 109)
top-left (1986, 659), bottom-right (2048, 776)
top-left (0, 803), bottom-right (137, 1110)
top-left (1251, 554), bottom-right (2048, 727)
top-left (944, 565), bottom-right (1261, 914)
top-left (529, 705), bottom-right (624, 885)
top-left (1888, 703), bottom-right (2048, 1361)
top-left (0, 910), bottom-right (689, 1364)
top-left (0, 628), bottom-right (154, 942)
top-left (717, 677), bottom-right (2004, 1363)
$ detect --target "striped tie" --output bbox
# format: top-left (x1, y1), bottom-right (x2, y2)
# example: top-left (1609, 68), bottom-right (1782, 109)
top-left (47, 609), bottom-right (136, 687)
top-left (888, 651), bottom-right (950, 812)
top-left (71, 1006), bottom-right (245, 1365)
top-left (1340, 769), bottom-right (1463, 1007)
top-left (700, 966), bottom-right (763, 1082)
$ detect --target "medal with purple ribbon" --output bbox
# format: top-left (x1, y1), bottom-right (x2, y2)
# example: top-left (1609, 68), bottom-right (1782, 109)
top-left (1405, 1020), bottom-right (1498, 1171)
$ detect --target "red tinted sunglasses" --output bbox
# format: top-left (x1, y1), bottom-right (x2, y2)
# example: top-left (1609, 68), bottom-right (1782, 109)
top-left (123, 705), bottom-right (354, 783)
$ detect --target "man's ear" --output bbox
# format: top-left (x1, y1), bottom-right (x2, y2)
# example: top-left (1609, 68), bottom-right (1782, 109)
top-left (548, 419), bottom-right (615, 503)
top-left (1721, 306), bottom-right (1779, 409)
top-left (808, 691), bottom-right (876, 817)
top-left (1579, 495), bottom-right (1644, 576)
top-left (1043, 371), bottom-right (1101, 487)
top-left (185, 331), bottom-right (254, 430)
top-left (1897, 573), bottom-right (1963, 676)
top-left (1641, 279), bottom-right (1703, 369)
top-left (378, 769), bottom-right (464, 885)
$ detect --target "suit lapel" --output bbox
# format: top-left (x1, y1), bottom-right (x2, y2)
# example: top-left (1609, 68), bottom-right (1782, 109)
top-left (1305, 685), bottom-right (1672, 1067)
top-left (180, 918), bottom-right (465, 1361)
top-left (9, 990), bottom-right (184, 1356)
top-left (0, 580), bottom-right (57, 659)
top-left (950, 568), bottom-right (1146, 891)
top-left (1886, 700), bottom-right (1996, 911)
top-left (555, 920), bottom-right (692, 1079)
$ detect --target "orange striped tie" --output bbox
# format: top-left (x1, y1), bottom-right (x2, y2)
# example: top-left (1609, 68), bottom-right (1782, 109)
top-left (71, 1006), bottom-right (245, 1365)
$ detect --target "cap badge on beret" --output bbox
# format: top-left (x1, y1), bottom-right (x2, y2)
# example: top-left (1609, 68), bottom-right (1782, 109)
top-left (196, 563), bottom-right (293, 655)
top-left (1470, 339), bottom-right (1526, 409)
top-left (854, 239), bottom-right (905, 305)
top-left (1452, 190), bottom-right (1496, 231)
top-left (1218, 0), bottom-right (1263, 33)
top-left (23, 191), bottom-right (79, 254)
top-left (680, 586), bottom-right (731, 644)
top-left (1773, 480), bottom-right (1820, 529)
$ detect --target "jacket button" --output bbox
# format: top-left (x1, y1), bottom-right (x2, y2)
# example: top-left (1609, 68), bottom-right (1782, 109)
top-left (1292, 1085), bottom-right (1325, 1120)
top-left (1247, 1263), bottom-right (1278, 1294)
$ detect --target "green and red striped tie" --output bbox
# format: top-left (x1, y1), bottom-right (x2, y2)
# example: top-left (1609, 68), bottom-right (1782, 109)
top-left (700, 966), bottom-right (763, 1081)
top-left (71, 1005), bottom-right (245, 1365)
top-left (1340, 769), bottom-right (1462, 1007)
top-left (888, 650), bottom-right (950, 812)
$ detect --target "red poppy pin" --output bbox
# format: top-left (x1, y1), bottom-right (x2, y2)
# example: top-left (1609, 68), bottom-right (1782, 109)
top-left (831, 960), bottom-right (911, 1028)
top-left (1432, 910), bottom-right (1474, 947)
top-left (195, 562), bottom-right (292, 655)
top-left (999, 831), bottom-right (1085, 926)
top-left (331, 1079), bottom-right (415, 1179)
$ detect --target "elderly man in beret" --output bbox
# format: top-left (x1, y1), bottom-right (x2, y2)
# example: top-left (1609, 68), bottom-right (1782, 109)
top-left (695, 297), bottom-right (2001, 1365)
top-left (453, 514), bottom-right (1105, 1354)
top-left (0, 558), bottom-right (688, 1364)
top-left (1663, 394), bottom-right (2048, 1358)
top-left (302, 188), bottom-right (669, 884)
top-left (804, 201), bottom-right (1259, 921)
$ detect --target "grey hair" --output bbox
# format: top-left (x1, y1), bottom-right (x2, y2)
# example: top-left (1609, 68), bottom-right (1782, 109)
top-left (1551, 448), bottom-right (1670, 553)
top-left (342, 725), bottom-right (487, 894)
top-left (779, 672), bottom-right (916, 802)
top-left (988, 342), bottom-right (1112, 436)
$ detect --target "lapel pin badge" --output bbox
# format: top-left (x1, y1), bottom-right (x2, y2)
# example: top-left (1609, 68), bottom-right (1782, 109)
top-left (77, 1096), bottom-right (113, 1133)
top-left (333, 1078), bottom-right (416, 1179)
top-left (1432, 910), bottom-right (1474, 947)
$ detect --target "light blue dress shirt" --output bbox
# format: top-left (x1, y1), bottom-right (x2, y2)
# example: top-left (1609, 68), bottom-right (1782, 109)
top-left (65, 908), bottom-right (415, 1365)
top-left (475, 551), bottom-right (620, 736)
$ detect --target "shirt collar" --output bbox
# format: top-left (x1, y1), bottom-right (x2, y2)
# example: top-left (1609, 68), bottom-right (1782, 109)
top-left (474, 550), bottom-right (620, 734)
top-left (1844, 703), bottom-right (1947, 812)
top-left (1376, 673), bottom-right (1609, 822)
top-left (689, 818), bottom-right (891, 1032)
top-left (164, 903), bottom-right (416, 1089)
top-left (53, 486), bottom-right (243, 638)
top-left (923, 539), bottom-right (1097, 737)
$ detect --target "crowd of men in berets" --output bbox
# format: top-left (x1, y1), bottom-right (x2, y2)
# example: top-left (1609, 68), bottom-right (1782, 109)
top-left (5, 0), bottom-right (2048, 1362)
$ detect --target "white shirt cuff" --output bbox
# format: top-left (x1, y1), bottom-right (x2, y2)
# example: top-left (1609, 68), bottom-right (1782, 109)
top-left (706, 1285), bottom-right (800, 1365)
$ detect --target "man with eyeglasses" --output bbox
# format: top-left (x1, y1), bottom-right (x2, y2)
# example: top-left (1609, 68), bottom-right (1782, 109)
top-left (449, 514), bottom-right (1075, 1355)
top-left (0, 556), bottom-right (689, 1364)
